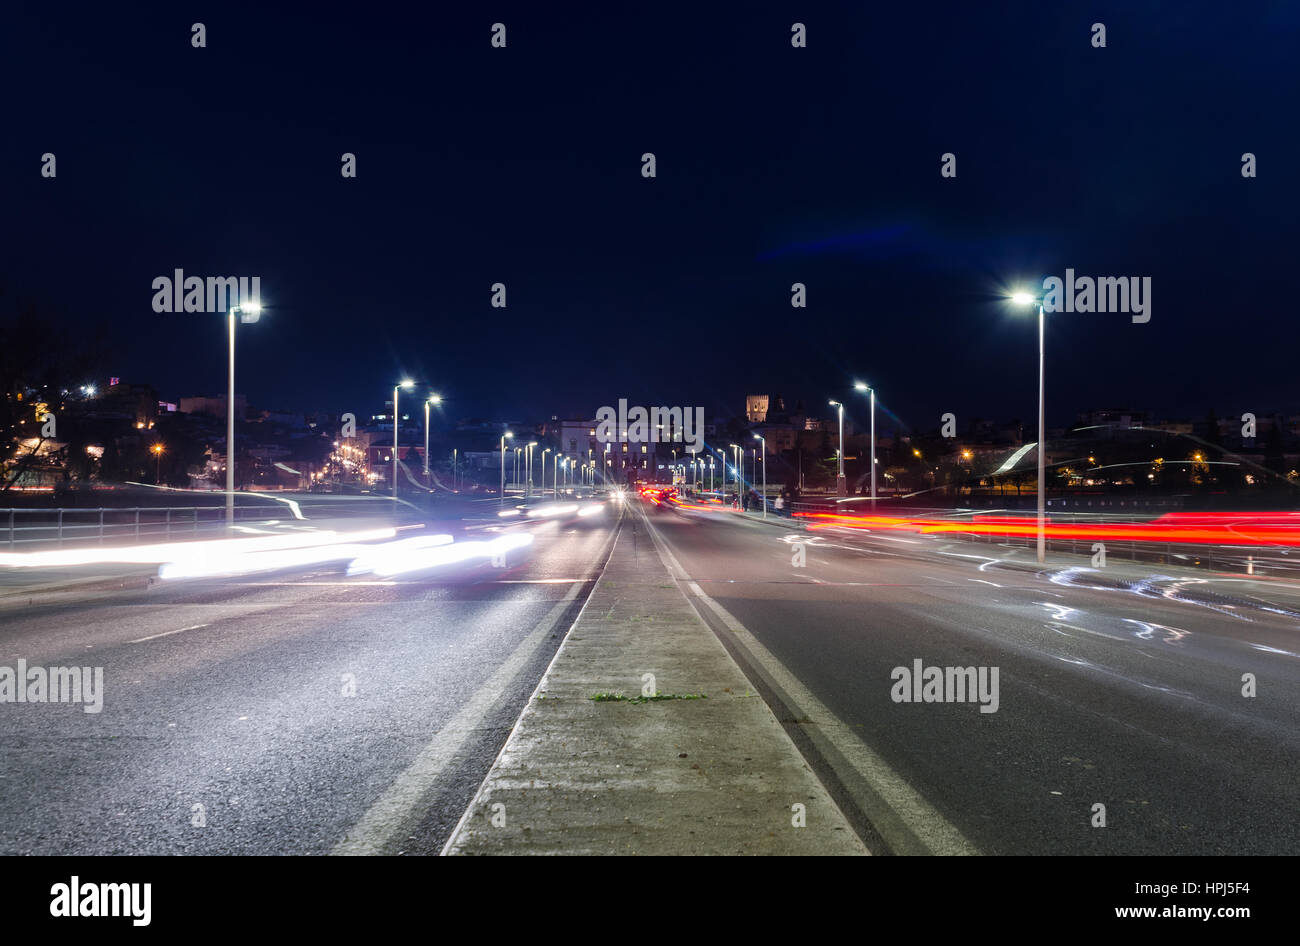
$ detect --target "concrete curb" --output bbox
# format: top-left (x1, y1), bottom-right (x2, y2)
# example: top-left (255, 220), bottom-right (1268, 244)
top-left (442, 506), bottom-right (867, 855)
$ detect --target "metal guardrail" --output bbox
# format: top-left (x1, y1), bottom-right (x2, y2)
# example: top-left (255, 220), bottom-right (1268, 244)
top-left (0, 506), bottom-right (273, 549)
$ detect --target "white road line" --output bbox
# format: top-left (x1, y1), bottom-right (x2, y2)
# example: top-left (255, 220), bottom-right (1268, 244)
top-left (231, 579), bottom-right (585, 586)
top-left (129, 623), bottom-right (210, 643)
top-left (641, 511), bottom-right (978, 856)
top-left (333, 524), bottom-right (619, 856)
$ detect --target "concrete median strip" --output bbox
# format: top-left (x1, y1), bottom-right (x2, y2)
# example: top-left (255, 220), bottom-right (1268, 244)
top-left (442, 507), bottom-right (867, 855)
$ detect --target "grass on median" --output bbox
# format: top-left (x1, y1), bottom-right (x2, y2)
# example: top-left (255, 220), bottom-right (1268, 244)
top-left (590, 692), bottom-right (707, 705)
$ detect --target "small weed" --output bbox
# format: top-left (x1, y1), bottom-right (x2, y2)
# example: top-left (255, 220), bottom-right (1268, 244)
top-left (590, 692), bottom-right (707, 705)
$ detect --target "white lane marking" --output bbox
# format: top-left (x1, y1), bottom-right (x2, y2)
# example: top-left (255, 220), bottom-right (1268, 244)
top-left (333, 584), bottom-right (586, 855)
top-left (489, 578), bottom-right (587, 584)
top-left (129, 623), bottom-right (210, 643)
top-left (335, 521), bottom-right (620, 856)
top-left (230, 579), bottom-right (585, 586)
top-left (968, 578), bottom-right (1001, 587)
top-left (641, 511), bottom-right (977, 857)
top-left (231, 581), bottom-right (398, 586)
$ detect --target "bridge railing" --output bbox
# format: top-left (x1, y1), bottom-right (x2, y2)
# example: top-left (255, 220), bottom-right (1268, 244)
top-left (0, 506), bottom-right (274, 550)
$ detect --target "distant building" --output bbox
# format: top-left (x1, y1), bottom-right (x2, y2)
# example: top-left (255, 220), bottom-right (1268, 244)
top-left (1076, 408), bottom-right (1148, 430)
top-left (181, 394), bottom-right (247, 419)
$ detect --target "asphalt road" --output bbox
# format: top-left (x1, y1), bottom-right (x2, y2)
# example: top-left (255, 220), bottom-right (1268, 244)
top-left (0, 514), bottom-right (615, 855)
top-left (643, 500), bottom-right (1300, 855)
top-left (5, 492), bottom-right (1297, 857)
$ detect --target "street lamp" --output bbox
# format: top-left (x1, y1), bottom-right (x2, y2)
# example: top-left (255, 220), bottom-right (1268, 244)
top-left (1011, 290), bottom-right (1047, 563)
top-left (423, 395), bottom-right (441, 477)
top-left (829, 400), bottom-right (845, 496)
top-left (729, 443), bottom-right (741, 505)
top-left (553, 453), bottom-right (562, 498)
top-left (752, 433), bottom-right (766, 519)
top-left (526, 441), bottom-right (537, 497)
top-left (854, 382), bottom-right (877, 504)
top-left (225, 300), bottom-right (261, 525)
top-left (393, 380), bottom-right (415, 498)
top-left (152, 442), bottom-right (165, 484)
top-left (499, 431), bottom-right (513, 504)
top-left (541, 448), bottom-right (551, 495)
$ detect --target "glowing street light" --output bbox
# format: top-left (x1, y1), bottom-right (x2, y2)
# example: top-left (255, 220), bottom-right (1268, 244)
top-left (393, 380), bottom-right (415, 499)
top-left (1010, 289), bottom-right (1047, 563)
top-left (226, 300), bottom-right (262, 525)
top-left (499, 431), bottom-right (513, 504)
top-left (424, 395), bottom-right (442, 477)
top-left (752, 433), bottom-right (767, 519)
top-left (854, 381), bottom-right (877, 503)
top-left (829, 400), bottom-right (845, 496)
top-left (152, 442), bottom-right (165, 483)
top-left (729, 443), bottom-right (741, 505)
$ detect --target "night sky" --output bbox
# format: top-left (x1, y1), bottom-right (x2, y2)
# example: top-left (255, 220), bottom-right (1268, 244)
top-left (5, 1), bottom-right (1298, 434)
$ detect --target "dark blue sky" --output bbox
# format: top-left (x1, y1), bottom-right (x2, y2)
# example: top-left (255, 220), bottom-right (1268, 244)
top-left (5, 1), bottom-right (1298, 434)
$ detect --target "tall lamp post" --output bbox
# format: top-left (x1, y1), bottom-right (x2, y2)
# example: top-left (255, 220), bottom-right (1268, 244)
top-left (423, 395), bottom-right (441, 477)
top-left (752, 433), bottom-right (766, 519)
top-left (226, 301), bottom-right (261, 525)
top-left (499, 431), bottom-right (513, 504)
top-left (729, 444), bottom-right (740, 505)
top-left (1011, 290), bottom-right (1047, 563)
top-left (854, 382), bottom-right (877, 503)
top-left (829, 399), bottom-right (846, 496)
top-left (392, 380), bottom-right (415, 498)
top-left (553, 453), bottom-right (562, 499)
top-left (526, 442), bottom-right (537, 497)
